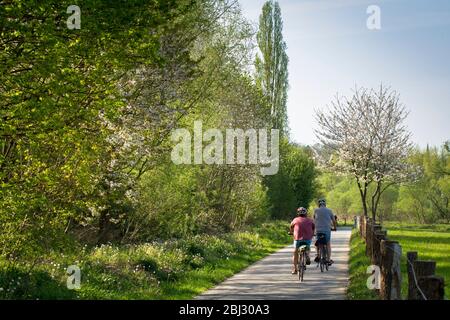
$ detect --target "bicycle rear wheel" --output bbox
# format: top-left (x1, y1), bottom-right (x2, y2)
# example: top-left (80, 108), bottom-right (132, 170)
top-left (322, 246), bottom-right (329, 271)
top-left (319, 246), bottom-right (324, 272)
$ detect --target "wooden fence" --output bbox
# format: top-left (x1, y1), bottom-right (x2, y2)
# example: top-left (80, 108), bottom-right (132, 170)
top-left (354, 215), bottom-right (445, 300)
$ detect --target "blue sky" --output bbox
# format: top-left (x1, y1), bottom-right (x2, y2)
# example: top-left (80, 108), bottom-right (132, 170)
top-left (239, 0), bottom-right (450, 148)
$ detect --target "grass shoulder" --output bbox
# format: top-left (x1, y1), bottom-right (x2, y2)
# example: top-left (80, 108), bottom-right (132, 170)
top-left (0, 220), bottom-right (291, 299)
top-left (347, 229), bottom-right (379, 300)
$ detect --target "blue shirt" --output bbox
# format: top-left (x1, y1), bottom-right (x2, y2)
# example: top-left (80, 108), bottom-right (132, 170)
top-left (314, 207), bottom-right (335, 232)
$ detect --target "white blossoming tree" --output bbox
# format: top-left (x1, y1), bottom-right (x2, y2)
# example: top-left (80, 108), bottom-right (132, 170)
top-left (315, 85), bottom-right (417, 221)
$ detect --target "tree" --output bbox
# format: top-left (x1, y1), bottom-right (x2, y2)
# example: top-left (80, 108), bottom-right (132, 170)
top-left (0, 0), bottom-right (243, 254)
top-left (254, 1), bottom-right (318, 218)
top-left (1, 0), bottom-right (185, 257)
top-left (265, 141), bottom-right (318, 219)
top-left (255, 0), bottom-right (289, 136)
top-left (395, 143), bottom-right (450, 223)
top-left (122, 0), bottom-right (273, 240)
top-left (315, 86), bottom-right (413, 221)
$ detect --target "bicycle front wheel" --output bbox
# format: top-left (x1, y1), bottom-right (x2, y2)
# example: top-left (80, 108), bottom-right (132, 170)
top-left (298, 254), bottom-right (303, 281)
top-left (302, 252), bottom-right (306, 281)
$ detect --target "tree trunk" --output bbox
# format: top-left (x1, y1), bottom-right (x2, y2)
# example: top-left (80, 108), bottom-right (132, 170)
top-left (97, 209), bottom-right (112, 245)
top-left (356, 178), bottom-right (369, 217)
top-left (371, 181), bottom-right (382, 222)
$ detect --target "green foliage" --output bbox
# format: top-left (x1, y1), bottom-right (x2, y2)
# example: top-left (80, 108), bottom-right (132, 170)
top-left (255, 0), bottom-right (289, 136)
top-left (318, 142), bottom-right (449, 224)
top-left (0, 266), bottom-right (76, 299)
top-left (0, 0), bottom-right (285, 255)
top-left (0, 0), bottom-right (316, 300)
top-left (254, 1), bottom-right (317, 220)
top-left (0, 220), bottom-right (290, 299)
top-left (318, 173), bottom-right (363, 221)
top-left (126, 160), bottom-right (271, 240)
top-left (265, 140), bottom-right (319, 219)
top-left (393, 144), bottom-right (450, 223)
top-left (1, 0), bottom-right (207, 256)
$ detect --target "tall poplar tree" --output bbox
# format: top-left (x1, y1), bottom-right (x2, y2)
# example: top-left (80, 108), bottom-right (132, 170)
top-left (256, 1), bottom-right (309, 220)
top-left (255, 0), bottom-right (289, 136)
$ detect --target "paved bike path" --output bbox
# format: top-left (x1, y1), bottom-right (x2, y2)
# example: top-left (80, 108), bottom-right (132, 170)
top-left (196, 227), bottom-right (352, 300)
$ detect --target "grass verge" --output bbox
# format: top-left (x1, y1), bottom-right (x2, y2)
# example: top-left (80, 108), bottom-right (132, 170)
top-left (0, 220), bottom-right (291, 299)
top-left (347, 229), bottom-right (379, 300)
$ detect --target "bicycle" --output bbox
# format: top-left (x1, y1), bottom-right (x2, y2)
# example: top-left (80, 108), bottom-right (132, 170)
top-left (288, 232), bottom-right (310, 281)
top-left (315, 228), bottom-right (337, 272)
top-left (315, 233), bottom-right (329, 272)
top-left (297, 243), bottom-right (310, 281)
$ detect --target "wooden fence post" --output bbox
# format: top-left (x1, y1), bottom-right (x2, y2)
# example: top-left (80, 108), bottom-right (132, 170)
top-left (417, 276), bottom-right (445, 300)
top-left (372, 229), bottom-right (387, 266)
top-left (410, 260), bottom-right (436, 300)
top-left (371, 225), bottom-right (382, 263)
top-left (380, 240), bottom-right (402, 300)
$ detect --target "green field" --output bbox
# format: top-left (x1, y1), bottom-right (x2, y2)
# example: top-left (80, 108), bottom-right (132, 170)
top-left (384, 222), bottom-right (450, 299)
top-left (0, 221), bottom-right (290, 300)
top-left (348, 222), bottom-right (450, 299)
